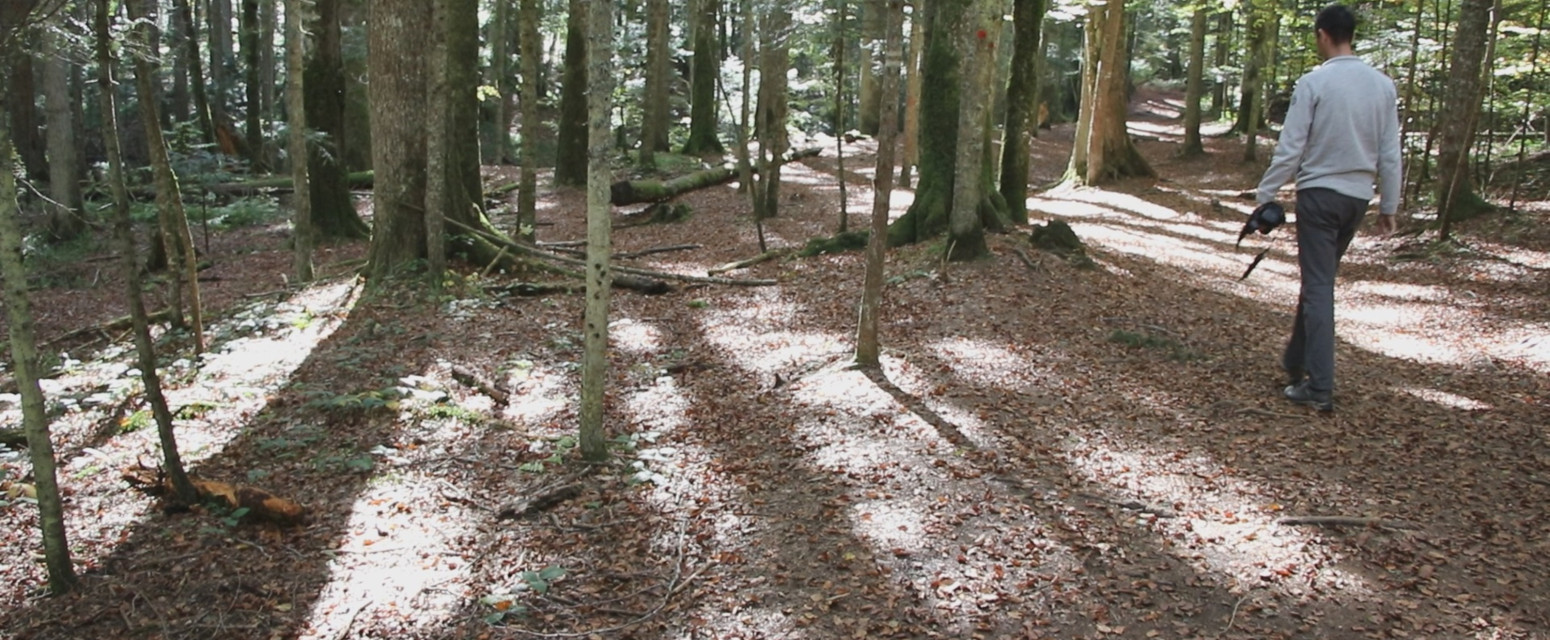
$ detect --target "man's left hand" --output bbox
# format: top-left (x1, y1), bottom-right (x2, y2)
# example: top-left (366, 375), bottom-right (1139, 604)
top-left (1374, 214), bottom-right (1398, 236)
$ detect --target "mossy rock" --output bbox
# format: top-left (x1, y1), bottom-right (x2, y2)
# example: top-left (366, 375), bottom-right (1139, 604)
top-left (1030, 220), bottom-right (1095, 269)
top-left (800, 230), bottom-right (870, 257)
top-left (645, 202), bottom-right (693, 223)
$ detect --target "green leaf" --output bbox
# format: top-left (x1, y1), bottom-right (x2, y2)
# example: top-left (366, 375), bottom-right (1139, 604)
top-left (518, 461), bottom-right (545, 473)
top-left (483, 611), bottom-right (507, 624)
top-left (538, 566), bottom-right (566, 581)
top-left (230, 507), bottom-right (252, 520)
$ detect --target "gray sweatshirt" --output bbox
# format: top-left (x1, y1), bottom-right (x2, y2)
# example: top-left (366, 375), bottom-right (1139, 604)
top-left (1256, 55), bottom-right (1403, 215)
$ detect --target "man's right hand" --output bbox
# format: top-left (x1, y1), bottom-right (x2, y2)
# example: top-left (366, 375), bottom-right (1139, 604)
top-left (1374, 214), bottom-right (1398, 236)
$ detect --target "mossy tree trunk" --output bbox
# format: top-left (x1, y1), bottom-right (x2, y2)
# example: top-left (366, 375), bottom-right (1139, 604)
top-left (681, 0), bottom-right (724, 154)
top-left (1435, 0), bottom-right (1495, 234)
top-left (1240, 0), bottom-right (1273, 162)
top-left (752, 1), bottom-right (792, 220)
top-left (41, 17), bottom-right (86, 242)
top-left (857, 0), bottom-right (884, 136)
top-left (885, 0), bottom-right (965, 246)
top-left (94, 0), bottom-right (199, 511)
top-left (554, 0), bottom-right (589, 186)
top-left (580, 0), bottom-right (615, 463)
top-left (947, 0), bottom-right (999, 261)
top-left (998, 0), bottom-right (1045, 225)
top-left (1180, 8), bottom-right (1207, 157)
top-left (304, 0), bottom-right (369, 240)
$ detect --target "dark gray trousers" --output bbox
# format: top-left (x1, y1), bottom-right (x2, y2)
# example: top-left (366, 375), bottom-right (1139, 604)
top-left (1283, 187), bottom-right (1368, 393)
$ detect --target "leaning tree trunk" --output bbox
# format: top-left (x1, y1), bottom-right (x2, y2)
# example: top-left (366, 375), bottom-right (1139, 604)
top-left (580, 0), bottom-right (615, 462)
top-left (304, 0), bottom-right (369, 239)
top-left (1435, 0), bottom-right (1495, 234)
top-left (95, 0), bottom-right (199, 509)
top-left (127, 0), bottom-right (205, 353)
top-left (998, 0), bottom-right (1046, 225)
top-left (1068, 1), bottom-right (1154, 185)
top-left (681, 0), bottom-right (724, 154)
top-left (288, 0), bottom-right (313, 282)
top-left (0, 88), bottom-right (79, 598)
top-left (42, 18), bottom-right (86, 242)
top-left (638, 0), bottom-right (671, 168)
top-left (1180, 8), bottom-right (1208, 157)
top-left (857, 0), bottom-right (903, 368)
top-left (518, 0), bottom-right (540, 240)
top-left (554, 0), bottom-right (589, 186)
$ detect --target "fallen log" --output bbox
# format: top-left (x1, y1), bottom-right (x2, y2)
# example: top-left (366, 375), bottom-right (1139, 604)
top-left (446, 218), bottom-right (777, 287)
top-left (497, 482), bottom-right (584, 520)
top-left (122, 462), bottom-right (307, 526)
top-left (614, 244), bottom-right (701, 260)
top-left (1277, 516), bottom-right (1422, 531)
top-left (609, 146), bottom-right (822, 206)
top-left (0, 429), bottom-right (26, 449)
top-left (451, 364), bottom-right (510, 407)
top-left (41, 308), bottom-right (177, 349)
top-left (707, 248), bottom-right (793, 275)
top-left (132, 171), bottom-right (375, 198)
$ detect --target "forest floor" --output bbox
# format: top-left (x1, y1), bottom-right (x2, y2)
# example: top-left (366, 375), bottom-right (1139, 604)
top-left (2, 90), bottom-right (1549, 640)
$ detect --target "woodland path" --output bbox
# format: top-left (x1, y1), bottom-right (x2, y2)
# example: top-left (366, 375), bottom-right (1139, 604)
top-left (1, 90), bottom-right (1547, 639)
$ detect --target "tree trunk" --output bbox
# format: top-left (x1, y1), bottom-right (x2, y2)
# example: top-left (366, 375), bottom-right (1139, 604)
top-left (639, 0), bottom-right (671, 167)
top-left (1180, 8), bottom-right (1207, 157)
top-left (96, 0), bottom-right (198, 509)
top-left (288, 0), bottom-right (313, 282)
top-left (1208, 10), bottom-right (1230, 120)
top-left (519, 0), bottom-right (540, 240)
top-left (752, 1), bottom-right (792, 220)
top-left (6, 53), bottom-right (47, 180)
top-left (947, 0), bottom-right (996, 261)
top-left (1068, 2), bottom-right (1154, 185)
top-left (128, 0), bottom-right (206, 353)
top-left (242, 0), bottom-right (264, 168)
top-left (1234, 1), bottom-right (1268, 142)
top-left (580, 0), bottom-right (615, 463)
top-left (1435, 0), bottom-right (1495, 233)
top-left (554, 0), bottom-right (589, 186)
top-left (175, 0), bottom-right (216, 145)
top-left (446, 0), bottom-right (483, 227)
top-left (885, 0), bottom-right (966, 246)
top-left (42, 19), bottom-right (86, 241)
top-left (303, 0), bottom-right (368, 240)
top-left (260, 0), bottom-right (277, 141)
top-left (611, 147), bottom-right (821, 205)
top-left (681, 0), bottom-right (724, 154)
top-left (426, 0), bottom-right (452, 285)
top-left (833, 0), bottom-right (849, 232)
top-left (210, 0), bottom-right (234, 128)
top-left (998, 0), bottom-right (1045, 225)
top-left (857, 0), bottom-right (883, 136)
top-left (489, 0), bottom-right (511, 164)
top-left (0, 77), bottom-right (79, 599)
top-left (899, 0), bottom-right (923, 188)
top-left (169, 0), bottom-right (191, 122)
top-left (857, 0), bottom-right (902, 368)
top-left (367, 0), bottom-right (431, 278)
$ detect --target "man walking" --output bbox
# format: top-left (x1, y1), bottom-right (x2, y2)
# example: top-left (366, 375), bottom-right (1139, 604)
top-left (1256, 4), bottom-right (1402, 412)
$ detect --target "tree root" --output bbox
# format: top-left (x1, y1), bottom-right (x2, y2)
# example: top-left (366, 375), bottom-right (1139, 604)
top-left (1276, 515), bottom-right (1422, 530)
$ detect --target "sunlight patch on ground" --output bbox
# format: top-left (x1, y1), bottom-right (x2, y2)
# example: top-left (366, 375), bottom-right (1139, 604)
top-left (1041, 186), bottom-right (1195, 222)
top-left (699, 319), bottom-right (848, 376)
top-left (501, 361), bottom-right (572, 424)
top-left (611, 318), bottom-right (663, 354)
top-left (1058, 435), bottom-right (1374, 601)
top-left (300, 472), bottom-right (476, 639)
top-left (1397, 386), bottom-right (1493, 411)
top-left (1346, 281), bottom-right (1453, 302)
top-left (928, 337), bottom-right (1061, 394)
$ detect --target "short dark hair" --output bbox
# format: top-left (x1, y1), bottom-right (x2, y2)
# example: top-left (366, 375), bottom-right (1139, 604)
top-left (1315, 5), bottom-right (1357, 45)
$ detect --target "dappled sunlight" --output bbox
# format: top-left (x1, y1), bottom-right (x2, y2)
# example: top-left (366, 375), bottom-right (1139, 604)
top-left (928, 337), bottom-right (1064, 395)
top-left (1044, 185), bottom-right (1194, 221)
top-left (301, 473), bottom-right (477, 638)
top-left (500, 359), bottom-right (571, 424)
top-left (1397, 386), bottom-right (1493, 411)
top-left (610, 318), bottom-right (662, 355)
top-left (1058, 436), bottom-right (1375, 601)
top-left (698, 301), bottom-right (849, 375)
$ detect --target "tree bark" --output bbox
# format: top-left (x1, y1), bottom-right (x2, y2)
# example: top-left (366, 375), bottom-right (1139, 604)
top-left (610, 147), bottom-right (820, 205)
top-left (96, 0), bottom-right (198, 509)
top-left (241, 0), bottom-right (265, 168)
top-left (1208, 10), bottom-right (1230, 120)
top-left (367, 0), bottom-right (432, 279)
top-left (446, 0), bottom-right (483, 228)
top-left (752, 1), bottom-right (792, 220)
top-left (1240, 0), bottom-right (1273, 161)
top-left (639, 0), bottom-right (671, 167)
top-left (426, 0), bottom-right (452, 286)
top-left (1435, 0), bottom-right (1496, 233)
top-left (5, 53), bottom-right (47, 180)
top-left (489, 0), bottom-right (511, 164)
top-left (287, 0), bottom-right (313, 282)
top-left (1068, 2), bottom-right (1154, 185)
top-left (899, 0), bottom-right (923, 188)
top-left (947, 0), bottom-right (996, 261)
top-left (857, 0), bottom-right (884, 136)
top-left (885, 0), bottom-right (965, 246)
top-left (175, 0), bottom-right (216, 145)
top-left (580, 0), bottom-right (615, 462)
top-left (1, 63), bottom-right (78, 599)
top-left (260, 0), bottom-right (277, 139)
top-left (681, 0), bottom-right (724, 154)
top-left (127, 0), bottom-right (205, 353)
top-left (169, 0), bottom-right (191, 122)
top-left (554, 0), bottom-right (589, 186)
top-left (998, 0), bottom-right (1045, 225)
top-left (857, 0), bottom-right (902, 367)
top-left (42, 18), bottom-right (86, 241)
top-left (1180, 8), bottom-right (1207, 157)
top-left (518, 0), bottom-right (540, 240)
top-left (303, 0), bottom-right (368, 239)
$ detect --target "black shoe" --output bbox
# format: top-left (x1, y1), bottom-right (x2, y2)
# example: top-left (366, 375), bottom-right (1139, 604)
top-left (1284, 366), bottom-right (1305, 386)
top-left (1283, 381), bottom-right (1333, 412)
